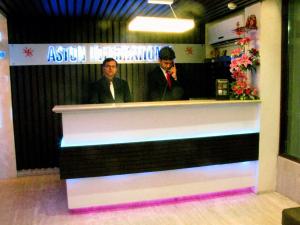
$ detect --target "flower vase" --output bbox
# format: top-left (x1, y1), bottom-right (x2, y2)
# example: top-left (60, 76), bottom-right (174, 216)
top-left (247, 68), bottom-right (259, 91)
top-left (246, 69), bottom-right (252, 87)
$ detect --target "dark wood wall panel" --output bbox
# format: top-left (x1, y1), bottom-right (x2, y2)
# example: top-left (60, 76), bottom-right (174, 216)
top-left (8, 17), bottom-right (203, 43)
top-left (9, 17), bottom-right (205, 170)
top-left (60, 133), bottom-right (259, 179)
top-left (11, 66), bottom-right (61, 169)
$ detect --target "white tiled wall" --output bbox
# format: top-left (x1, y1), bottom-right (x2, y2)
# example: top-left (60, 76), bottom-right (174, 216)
top-left (277, 156), bottom-right (300, 203)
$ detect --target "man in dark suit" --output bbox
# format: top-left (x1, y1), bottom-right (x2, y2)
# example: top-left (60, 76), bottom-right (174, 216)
top-left (89, 58), bottom-right (132, 103)
top-left (148, 46), bottom-right (184, 101)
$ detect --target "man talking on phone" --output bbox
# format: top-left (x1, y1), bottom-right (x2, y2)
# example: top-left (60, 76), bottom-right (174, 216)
top-left (148, 46), bottom-right (184, 101)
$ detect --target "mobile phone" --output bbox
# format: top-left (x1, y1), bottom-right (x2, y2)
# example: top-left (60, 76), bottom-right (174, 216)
top-left (168, 62), bottom-right (175, 72)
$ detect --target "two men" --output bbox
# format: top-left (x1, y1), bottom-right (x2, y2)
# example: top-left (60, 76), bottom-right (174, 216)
top-left (89, 46), bottom-right (184, 103)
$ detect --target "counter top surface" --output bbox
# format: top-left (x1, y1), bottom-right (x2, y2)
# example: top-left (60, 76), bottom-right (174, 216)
top-left (53, 99), bottom-right (261, 113)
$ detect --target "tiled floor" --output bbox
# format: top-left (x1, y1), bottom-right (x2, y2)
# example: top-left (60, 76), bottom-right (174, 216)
top-left (0, 174), bottom-right (299, 225)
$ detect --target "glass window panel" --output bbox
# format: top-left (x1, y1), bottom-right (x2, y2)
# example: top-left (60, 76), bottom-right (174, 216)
top-left (286, 0), bottom-right (300, 159)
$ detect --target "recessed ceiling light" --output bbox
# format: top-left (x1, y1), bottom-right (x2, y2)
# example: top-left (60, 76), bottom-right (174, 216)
top-left (228, 2), bottom-right (237, 10)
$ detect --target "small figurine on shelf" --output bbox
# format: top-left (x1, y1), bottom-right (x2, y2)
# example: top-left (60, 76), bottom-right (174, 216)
top-left (245, 14), bottom-right (258, 30)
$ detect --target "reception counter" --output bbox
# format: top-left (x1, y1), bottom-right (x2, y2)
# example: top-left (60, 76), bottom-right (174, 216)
top-left (53, 99), bottom-right (261, 210)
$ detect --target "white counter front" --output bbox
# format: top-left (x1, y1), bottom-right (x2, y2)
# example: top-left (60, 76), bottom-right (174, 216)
top-left (53, 99), bottom-right (261, 147)
top-left (53, 99), bottom-right (261, 210)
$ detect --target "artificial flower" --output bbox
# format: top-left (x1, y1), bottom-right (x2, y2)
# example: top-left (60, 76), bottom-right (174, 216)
top-left (229, 29), bottom-right (260, 100)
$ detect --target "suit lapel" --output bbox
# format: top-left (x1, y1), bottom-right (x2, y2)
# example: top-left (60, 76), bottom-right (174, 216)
top-left (158, 67), bottom-right (168, 86)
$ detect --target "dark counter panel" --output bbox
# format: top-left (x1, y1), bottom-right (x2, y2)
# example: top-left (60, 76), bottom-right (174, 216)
top-left (60, 133), bottom-right (259, 179)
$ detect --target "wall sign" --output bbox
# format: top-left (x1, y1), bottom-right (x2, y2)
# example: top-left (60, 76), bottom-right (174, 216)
top-left (9, 43), bottom-right (204, 66)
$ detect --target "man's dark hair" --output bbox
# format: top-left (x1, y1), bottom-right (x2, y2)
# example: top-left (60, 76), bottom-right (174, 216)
top-left (159, 46), bottom-right (176, 60)
top-left (102, 58), bottom-right (118, 68)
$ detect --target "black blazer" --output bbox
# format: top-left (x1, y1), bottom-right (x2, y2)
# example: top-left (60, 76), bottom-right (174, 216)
top-left (89, 76), bottom-right (132, 103)
top-left (148, 66), bottom-right (184, 101)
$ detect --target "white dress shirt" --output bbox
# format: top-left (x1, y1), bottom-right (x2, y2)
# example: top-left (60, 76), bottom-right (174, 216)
top-left (109, 81), bottom-right (115, 100)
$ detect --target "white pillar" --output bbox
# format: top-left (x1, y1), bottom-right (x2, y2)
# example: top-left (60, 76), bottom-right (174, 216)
top-left (0, 13), bottom-right (17, 179)
top-left (256, 0), bottom-right (282, 192)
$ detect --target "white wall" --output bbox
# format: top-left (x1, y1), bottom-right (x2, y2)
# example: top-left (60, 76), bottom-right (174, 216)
top-left (256, 0), bottom-right (282, 192)
top-left (205, 0), bottom-right (282, 193)
top-left (0, 13), bottom-right (16, 179)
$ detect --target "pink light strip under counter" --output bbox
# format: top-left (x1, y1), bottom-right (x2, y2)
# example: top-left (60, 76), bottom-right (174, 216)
top-left (70, 186), bottom-right (254, 214)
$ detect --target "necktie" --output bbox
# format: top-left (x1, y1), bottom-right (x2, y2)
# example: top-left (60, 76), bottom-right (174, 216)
top-left (109, 81), bottom-right (115, 100)
top-left (166, 71), bottom-right (172, 89)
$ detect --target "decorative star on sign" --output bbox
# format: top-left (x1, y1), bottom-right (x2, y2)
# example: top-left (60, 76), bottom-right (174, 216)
top-left (185, 47), bottom-right (193, 55)
top-left (23, 47), bottom-right (34, 57)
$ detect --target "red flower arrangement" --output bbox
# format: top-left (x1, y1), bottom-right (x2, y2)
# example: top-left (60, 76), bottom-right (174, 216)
top-left (230, 25), bottom-right (260, 100)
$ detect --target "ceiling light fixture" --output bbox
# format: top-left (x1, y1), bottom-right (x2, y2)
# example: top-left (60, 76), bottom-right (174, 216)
top-left (128, 0), bottom-right (195, 33)
top-left (228, 2), bottom-right (237, 10)
top-left (128, 16), bottom-right (195, 33)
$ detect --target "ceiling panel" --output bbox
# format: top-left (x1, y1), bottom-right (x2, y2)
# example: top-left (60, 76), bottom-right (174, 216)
top-left (0, 0), bottom-right (261, 22)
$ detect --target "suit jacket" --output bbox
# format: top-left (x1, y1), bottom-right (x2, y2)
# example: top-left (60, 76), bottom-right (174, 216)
top-left (148, 66), bottom-right (184, 101)
top-left (89, 76), bottom-right (132, 103)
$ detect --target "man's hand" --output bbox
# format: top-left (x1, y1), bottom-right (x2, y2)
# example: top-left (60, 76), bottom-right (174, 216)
top-left (170, 64), bottom-right (177, 80)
